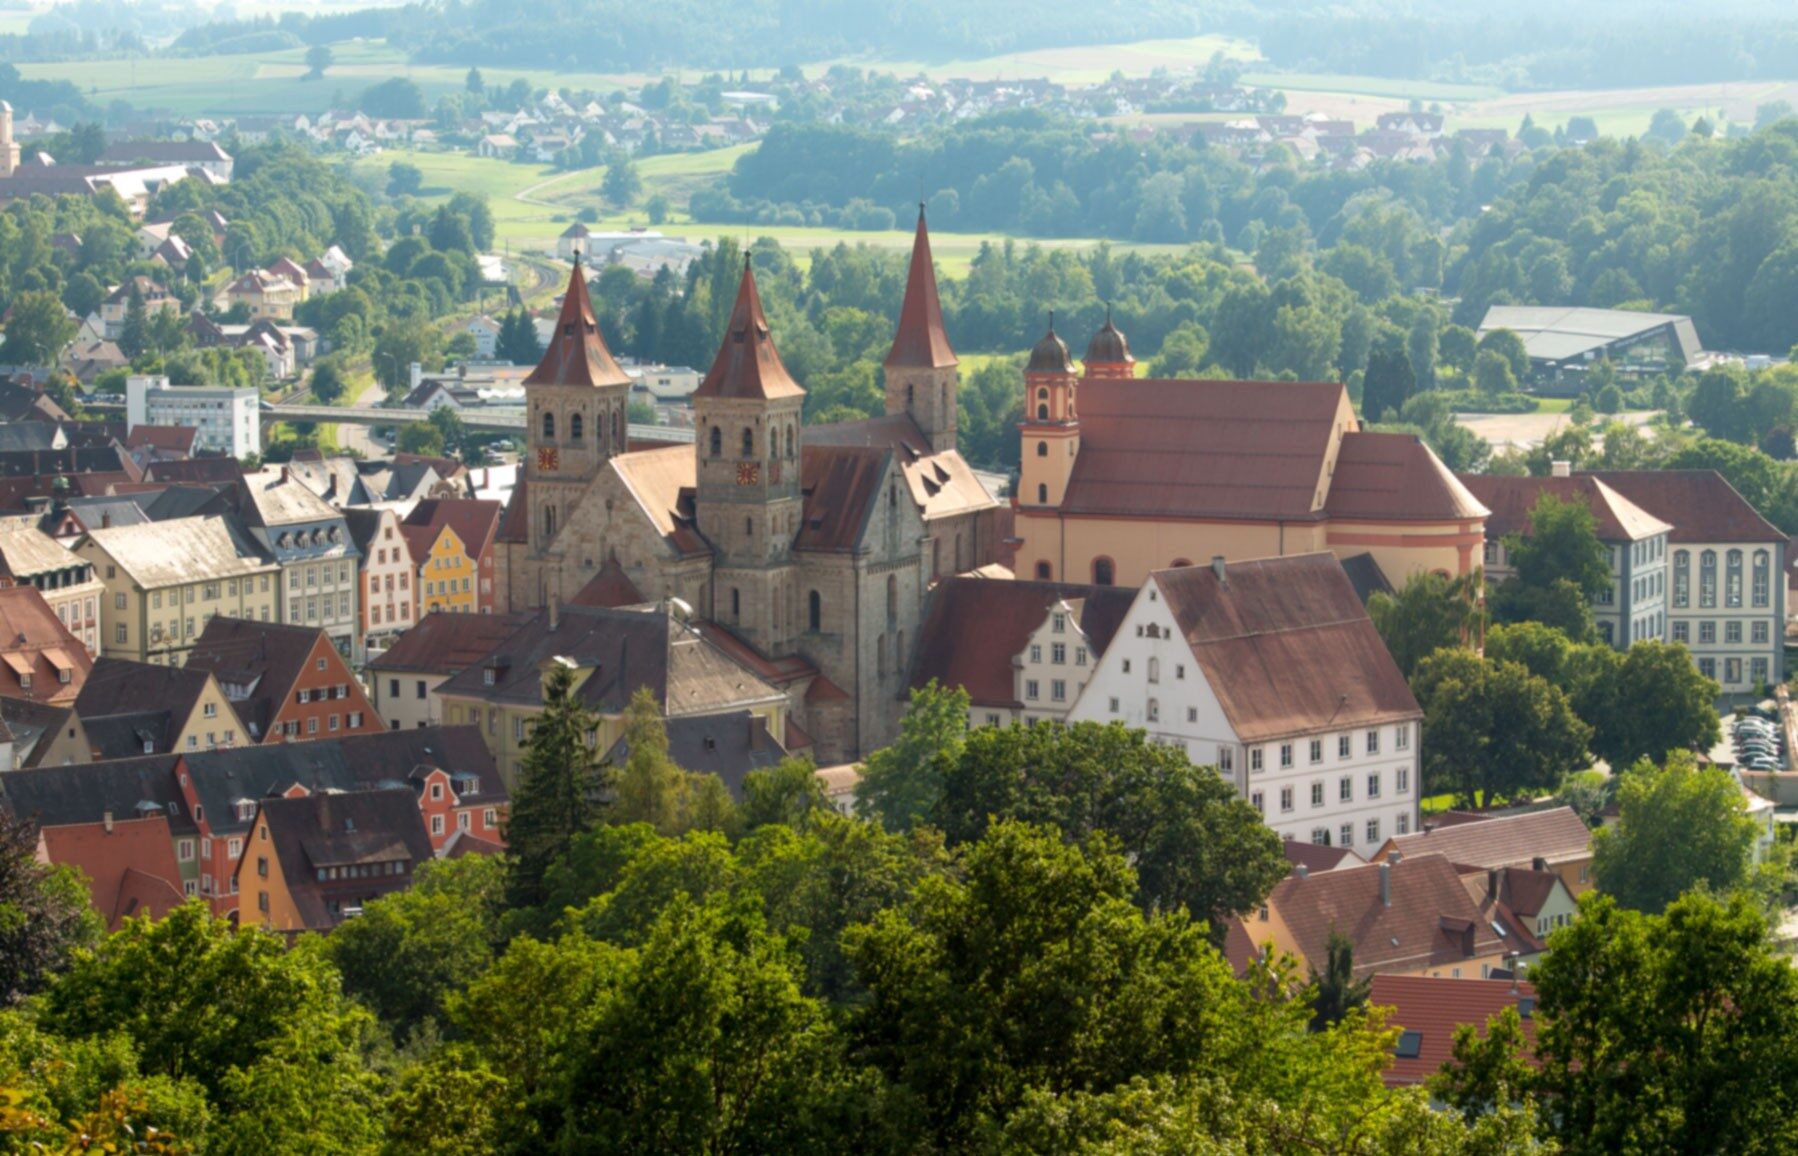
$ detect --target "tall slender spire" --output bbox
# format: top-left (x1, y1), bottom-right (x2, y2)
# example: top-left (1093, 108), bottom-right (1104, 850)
top-left (885, 204), bottom-right (957, 370)
top-left (524, 254), bottom-right (630, 387)
top-left (694, 257), bottom-right (805, 400)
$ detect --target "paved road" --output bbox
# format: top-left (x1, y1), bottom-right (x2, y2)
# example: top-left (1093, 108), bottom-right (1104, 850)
top-left (1456, 409), bottom-right (1660, 452)
top-left (336, 379), bottom-right (388, 457)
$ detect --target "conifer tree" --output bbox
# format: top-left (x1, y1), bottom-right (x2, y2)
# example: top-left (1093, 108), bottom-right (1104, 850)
top-left (503, 662), bottom-right (607, 910)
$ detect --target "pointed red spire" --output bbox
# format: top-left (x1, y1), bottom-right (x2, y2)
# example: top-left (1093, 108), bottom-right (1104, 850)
top-left (693, 255), bottom-right (805, 401)
top-left (524, 254), bottom-right (630, 388)
top-left (885, 204), bottom-right (957, 370)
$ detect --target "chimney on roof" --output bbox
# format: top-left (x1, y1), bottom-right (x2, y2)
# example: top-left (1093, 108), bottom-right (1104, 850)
top-left (279, 465), bottom-right (290, 483)
top-left (1488, 867), bottom-right (1500, 902)
top-left (1380, 860), bottom-right (1392, 907)
top-left (1532, 855), bottom-right (1548, 872)
top-left (548, 598), bottom-right (559, 631)
top-left (100, 512), bottom-right (111, 529)
top-left (1387, 850), bottom-right (1402, 865)
top-left (1211, 555), bottom-right (1226, 583)
top-left (103, 810), bottom-right (113, 833)
top-left (1294, 863), bottom-right (1308, 880)
top-left (1551, 460), bottom-right (1571, 478)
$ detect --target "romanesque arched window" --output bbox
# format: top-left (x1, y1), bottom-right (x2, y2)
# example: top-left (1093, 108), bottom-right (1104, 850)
top-left (1700, 550), bottom-right (1717, 607)
top-left (709, 427), bottom-right (722, 458)
top-left (1754, 549), bottom-right (1771, 607)
top-left (1035, 561), bottom-right (1051, 580)
top-left (613, 408), bottom-right (621, 445)
top-left (1727, 549), bottom-right (1744, 607)
top-left (730, 587), bottom-right (741, 622)
top-left (570, 413), bottom-right (583, 441)
top-left (1037, 483), bottom-right (1048, 504)
top-left (1037, 441), bottom-right (1048, 457)
top-left (541, 411), bottom-right (555, 440)
top-left (1093, 557), bottom-right (1115, 586)
top-left (742, 428), bottom-right (754, 457)
top-left (1673, 550), bottom-right (1690, 608)
top-left (887, 574), bottom-right (898, 623)
top-left (808, 590), bottom-right (821, 632)
top-left (543, 505), bottom-right (556, 539)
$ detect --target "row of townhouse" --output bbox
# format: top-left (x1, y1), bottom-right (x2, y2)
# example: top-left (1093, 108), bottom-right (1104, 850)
top-left (2, 725), bottom-right (506, 932)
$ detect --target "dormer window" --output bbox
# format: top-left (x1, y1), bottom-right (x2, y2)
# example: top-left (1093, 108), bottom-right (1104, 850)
top-left (483, 668), bottom-right (496, 686)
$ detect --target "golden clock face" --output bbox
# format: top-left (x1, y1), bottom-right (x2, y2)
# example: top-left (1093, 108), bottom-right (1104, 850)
top-left (737, 461), bottom-right (760, 486)
top-left (537, 447), bottom-right (559, 472)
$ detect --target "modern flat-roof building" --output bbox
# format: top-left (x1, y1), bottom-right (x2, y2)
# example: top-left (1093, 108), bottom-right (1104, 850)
top-left (124, 374), bottom-right (260, 458)
top-left (1477, 305), bottom-right (1702, 385)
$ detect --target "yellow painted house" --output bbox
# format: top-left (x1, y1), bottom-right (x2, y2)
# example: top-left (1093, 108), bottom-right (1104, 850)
top-left (401, 499), bottom-right (502, 617)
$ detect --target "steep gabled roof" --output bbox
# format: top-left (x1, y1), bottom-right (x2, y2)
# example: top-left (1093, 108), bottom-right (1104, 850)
top-left (0, 754), bottom-right (192, 833)
top-left (1327, 432), bottom-right (1488, 522)
top-left (885, 206), bottom-right (956, 370)
top-left (183, 617), bottom-right (346, 740)
top-left (1456, 474), bottom-right (1668, 542)
top-left (606, 710), bottom-right (787, 800)
top-left (523, 257), bottom-right (631, 389)
top-left (1153, 554), bottom-right (1420, 742)
top-left (368, 611), bottom-right (531, 676)
top-left (1370, 975), bottom-right (1540, 1087)
top-left (569, 558), bottom-right (646, 608)
top-left (911, 577), bottom-right (1136, 707)
top-left (1059, 378), bottom-right (1346, 520)
top-left (692, 259), bottom-right (804, 401)
top-left (399, 498), bottom-right (502, 566)
top-left (1585, 470), bottom-right (1787, 544)
top-left (1226, 852), bottom-right (1508, 979)
top-left (37, 814), bottom-right (186, 929)
top-left (258, 787), bottom-right (434, 931)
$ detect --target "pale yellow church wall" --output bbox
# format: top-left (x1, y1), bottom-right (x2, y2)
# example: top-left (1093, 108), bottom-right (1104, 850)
top-left (1324, 520), bottom-right (1485, 586)
top-left (1014, 511), bottom-right (1328, 587)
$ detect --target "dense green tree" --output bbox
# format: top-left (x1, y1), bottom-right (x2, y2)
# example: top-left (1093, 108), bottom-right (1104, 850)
top-left (1489, 493), bottom-right (1611, 639)
top-left (1368, 569), bottom-right (1484, 678)
top-left (504, 662), bottom-right (609, 910)
top-left (1582, 640), bottom-right (1721, 768)
top-left (1308, 930), bottom-right (1370, 1031)
top-left (395, 422), bottom-right (445, 456)
top-left (601, 156), bottom-right (643, 207)
top-left (932, 721), bottom-right (1287, 929)
top-left (309, 357), bottom-right (348, 404)
top-left (305, 43), bottom-right (334, 79)
top-left (854, 680), bottom-right (969, 833)
top-left (0, 810), bottom-right (100, 1004)
top-left (1527, 891), bottom-right (1798, 1153)
top-left (496, 308), bottom-right (543, 366)
top-left (1361, 343), bottom-right (1415, 422)
top-left (738, 756), bottom-right (830, 832)
top-left (845, 820), bottom-right (1260, 1148)
top-left (328, 855), bottom-right (505, 1034)
top-left (1412, 648), bottom-right (1592, 806)
top-left (1591, 751), bottom-right (1760, 913)
top-left (0, 290), bottom-right (78, 364)
top-left (361, 77), bottom-right (427, 119)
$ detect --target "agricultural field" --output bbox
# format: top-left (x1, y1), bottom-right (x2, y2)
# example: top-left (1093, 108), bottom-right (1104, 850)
top-left (349, 147), bottom-right (1195, 274)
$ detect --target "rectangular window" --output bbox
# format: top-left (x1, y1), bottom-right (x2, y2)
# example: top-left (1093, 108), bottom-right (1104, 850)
top-left (1279, 743), bottom-right (1294, 769)
top-left (1396, 767), bottom-right (1410, 794)
top-left (1029, 645), bottom-right (1041, 664)
top-left (1339, 823), bottom-right (1354, 848)
top-left (1366, 772), bottom-right (1381, 798)
top-left (1753, 657), bottom-right (1770, 685)
top-left (458, 811), bottom-right (471, 831)
top-left (1700, 657), bottom-right (1717, 679)
top-left (1754, 621), bottom-right (1771, 645)
top-left (1395, 725), bottom-right (1409, 751)
top-left (1309, 738), bottom-right (1323, 764)
top-left (1051, 614), bottom-right (1065, 634)
top-left (1727, 621), bottom-right (1743, 645)
top-left (328, 714), bottom-right (340, 732)
top-left (1674, 620), bottom-right (1690, 643)
top-left (1280, 786), bottom-right (1294, 812)
top-left (1108, 697), bottom-right (1119, 714)
top-left (1338, 735), bottom-right (1350, 759)
top-left (1250, 790), bottom-right (1264, 814)
top-left (1187, 707), bottom-right (1198, 723)
top-left (1025, 679), bottom-right (1039, 701)
top-left (1050, 679), bottom-right (1066, 702)
top-left (1726, 657), bottom-right (1743, 684)
top-left (431, 814), bottom-right (445, 835)
top-left (228, 837), bottom-right (242, 858)
top-left (416, 680), bottom-right (427, 700)
top-left (1050, 643), bottom-right (1066, 664)
top-left (306, 717), bottom-right (318, 735)
top-left (257, 855), bottom-right (268, 878)
top-left (1366, 729), bottom-right (1380, 755)
top-left (1311, 781), bottom-right (1324, 807)
top-left (1312, 827), bottom-right (1330, 845)
top-left (1339, 776), bottom-right (1353, 802)
top-left (1075, 647), bottom-right (1088, 666)
top-left (1250, 748), bottom-right (1263, 773)
top-left (1701, 621), bottom-right (1717, 644)
top-left (1366, 818), bottom-right (1381, 846)
top-left (350, 712), bottom-right (362, 728)
top-left (178, 839), bottom-right (194, 862)
top-left (1397, 812), bottom-right (1410, 835)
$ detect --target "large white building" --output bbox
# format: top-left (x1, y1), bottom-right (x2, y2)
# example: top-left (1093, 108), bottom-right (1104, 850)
top-left (1462, 467), bottom-right (1786, 694)
top-left (125, 375), bottom-right (260, 458)
top-left (1066, 554), bottom-right (1423, 853)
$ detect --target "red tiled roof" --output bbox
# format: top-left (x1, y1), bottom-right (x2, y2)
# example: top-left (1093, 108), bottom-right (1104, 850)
top-left (611, 446), bottom-right (711, 558)
top-left (523, 258), bottom-right (631, 389)
top-left (1456, 474), bottom-right (1668, 541)
top-left (399, 498), bottom-right (502, 567)
top-left (885, 207), bottom-right (956, 370)
top-left (1586, 470), bottom-right (1787, 544)
top-left (796, 445), bottom-right (886, 552)
top-left (1380, 807), bottom-right (1591, 872)
top-left (1154, 554), bottom-right (1419, 742)
top-left (37, 814), bottom-right (185, 929)
top-left (1059, 378), bottom-right (1346, 520)
top-left (692, 260), bottom-right (805, 401)
top-left (910, 577), bottom-right (1136, 707)
top-left (1284, 839), bottom-right (1365, 873)
top-left (1326, 432), bottom-right (1488, 522)
top-left (124, 425), bottom-right (199, 455)
top-left (1370, 974), bottom-right (1539, 1087)
top-left (1227, 852), bottom-right (1509, 979)
top-left (568, 559), bottom-right (646, 608)
top-left (368, 610), bottom-right (531, 676)
top-left (0, 585), bottom-right (92, 704)
top-left (496, 476), bottom-right (529, 544)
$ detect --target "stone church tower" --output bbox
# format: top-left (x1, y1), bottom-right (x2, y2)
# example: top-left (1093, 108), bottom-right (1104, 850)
top-left (692, 258), bottom-right (806, 655)
top-left (521, 257), bottom-right (632, 601)
top-left (884, 205), bottom-right (959, 453)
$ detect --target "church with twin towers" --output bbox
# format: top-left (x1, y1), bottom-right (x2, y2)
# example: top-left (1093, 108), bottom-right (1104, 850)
top-left (499, 209), bottom-right (1005, 759)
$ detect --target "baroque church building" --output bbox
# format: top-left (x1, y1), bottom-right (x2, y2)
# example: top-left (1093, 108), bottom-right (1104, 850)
top-left (498, 211), bottom-right (1002, 760)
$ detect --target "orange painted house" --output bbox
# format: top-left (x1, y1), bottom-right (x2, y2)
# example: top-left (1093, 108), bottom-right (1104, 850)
top-left (184, 617), bottom-right (385, 743)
